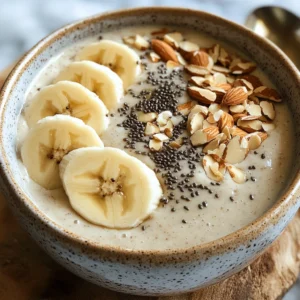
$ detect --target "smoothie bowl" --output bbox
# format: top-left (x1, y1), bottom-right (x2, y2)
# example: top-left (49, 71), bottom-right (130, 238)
top-left (0, 7), bottom-right (299, 296)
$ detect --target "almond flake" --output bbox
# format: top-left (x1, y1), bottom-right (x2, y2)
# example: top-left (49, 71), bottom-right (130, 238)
top-left (177, 101), bottom-right (196, 115)
top-left (213, 72), bottom-right (227, 85)
top-left (137, 111), bottom-right (157, 123)
top-left (151, 39), bottom-right (178, 63)
top-left (246, 133), bottom-right (262, 150)
top-left (178, 41), bottom-right (199, 60)
top-left (208, 103), bottom-right (222, 113)
top-left (134, 35), bottom-right (150, 50)
top-left (153, 133), bottom-right (169, 142)
top-left (248, 95), bottom-right (260, 104)
top-left (240, 115), bottom-right (261, 121)
top-left (148, 52), bottom-right (161, 63)
top-left (203, 139), bottom-right (220, 153)
top-left (207, 44), bottom-right (220, 63)
top-left (246, 103), bottom-right (262, 117)
top-left (260, 101), bottom-right (275, 120)
top-left (230, 61), bottom-right (256, 74)
top-left (262, 122), bottom-right (275, 132)
top-left (207, 86), bottom-right (226, 103)
top-left (166, 60), bottom-right (181, 68)
top-left (149, 139), bottom-right (163, 151)
top-left (240, 75), bottom-right (263, 89)
top-left (188, 112), bottom-right (204, 134)
top-left (254, 86), bottom-right (281, 102)
top-left (216, 83), bottom-right (232, 91)
top-left (230, 126), bottom-right (248, 138)
top-left (218, 47), bottom-right (232, 67)
top-left (145, 122), bottom-right (160, 136)
top-left (203, 155), bottom-right (224, 182)
top-left (226, 75), bottom-right (236, 84)
top-left (229, 104), bottom-right (245, 114)
top-left (190, 104), bottom-right (209, 117)
top-left (157, 111), bottom-right (172, 126)
top-left (257, 132), bottom-right (268, 141)
top-left (222, 87), bottom-right (248, 106)
top-left (222, 126), bottom-right (231, 139)
top-left (122, 36), bottom-right (135, 46)
top-left (189, 76), bottom-right (210, 87)
top-left (187, 86), bottom-right (216, 105)
top-left (232, 113), bottom-right (247, 122)
top-left (227, 165), bottom-right (246, 183)
top-left (164, 127), bottom-right (173, 138)
top-left (163, 32), bottom-right (183, 49)
top-left (208, 143), bottom-right (226, 161)
top-left (219, 111), bottom-right (234, 130)
top-left (176, 52), bottom-right (187, 65)
top-left (159, 119), bottom-right (173, 132)
top-left (233, 79), bottom-right (254, 94)
top-left (212, 65), bottom-right (230, 74)
top-left (190, 126), bottom-right (219, 146)
top-left (224, 136), bottom-right (248, 164)
top-left (185, 64), bottom-right (211, 76)
top-left (237, 119), bottom-right (262, 133)
top-left (169, 137), bottom-right (183, 149)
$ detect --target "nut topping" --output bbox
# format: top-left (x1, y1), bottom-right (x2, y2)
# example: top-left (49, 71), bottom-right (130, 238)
top-left (151, 39), bottom-right (178, 62)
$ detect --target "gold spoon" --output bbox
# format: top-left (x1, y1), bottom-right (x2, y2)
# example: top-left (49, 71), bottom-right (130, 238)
top-left (245, 6), bottom-right (300, 69)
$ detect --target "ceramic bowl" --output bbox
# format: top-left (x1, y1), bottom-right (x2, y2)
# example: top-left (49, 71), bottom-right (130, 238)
top-left (0, 7), bottom-right (299, 296)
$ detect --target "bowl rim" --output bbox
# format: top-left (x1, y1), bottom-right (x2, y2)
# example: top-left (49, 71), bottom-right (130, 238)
top-left (0, 6), bottom-right (299, 262)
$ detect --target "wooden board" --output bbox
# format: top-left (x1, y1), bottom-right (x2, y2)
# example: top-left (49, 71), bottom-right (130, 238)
top-left (0, 67), bottom-right (299, 300)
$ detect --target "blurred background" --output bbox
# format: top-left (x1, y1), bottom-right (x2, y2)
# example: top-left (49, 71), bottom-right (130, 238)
top-left (0, 0), bottom-right (299, 299)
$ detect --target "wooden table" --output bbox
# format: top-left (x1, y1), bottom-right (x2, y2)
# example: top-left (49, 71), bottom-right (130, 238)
top-left (0, 67), bottom-right (299, 300)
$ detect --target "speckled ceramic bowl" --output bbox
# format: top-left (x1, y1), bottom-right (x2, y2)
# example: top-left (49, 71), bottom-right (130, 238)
top-left (0, 7), bottom-right (299, 296)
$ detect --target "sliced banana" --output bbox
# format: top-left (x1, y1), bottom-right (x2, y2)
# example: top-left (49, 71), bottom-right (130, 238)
top-left (24, 81), bottom-right (109, 135)
top-left (21, 115), bottom-right (104, 190)
top-left (76, 40), bottom-right (141, 89)
top-left (54, 61), bottom-right (123, 110)
top-left (59, 147), bottom-right (162, 229)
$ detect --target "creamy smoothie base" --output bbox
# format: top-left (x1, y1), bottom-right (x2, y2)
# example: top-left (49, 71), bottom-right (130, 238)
top-left (17, 26), bottom-right (295, 251)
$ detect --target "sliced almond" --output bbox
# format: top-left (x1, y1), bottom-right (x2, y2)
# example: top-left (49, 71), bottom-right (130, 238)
top-left (207, 44), bottom-right (220, 63)
top-left (260, 101), bottom-right (275, 120)
top-left (164, 127), bottom-right (173, 138)
top-left (148, 52), bottom-right (161, 63)
top-left (213, 72), bottom-right (227, 85)
top-left (258, 115), bottom-right (269, 122)
top-left (203, 155), bottom-right (224, 182)
top-left (246, 133), bottom-right (262, 150)
top-left (262, 122), bottom-right (275, 132)
top-left (145, 122), bottom-right (160, 136)
top-left (176, 52), bottom-right (187, 65)
top-left (222, 87), bottom-right (248, 106)
top-left (233, 79), bottom-right (254, 93)
top-left (134, 35), bottom-right (150, 50)
top-left (224, 136), bottom-right (248, 164)
top-left (208, 143), bottom-right (226, 161)
top-left (178, 41), bottom-right (199, 60)
top-left (177, 101), bottom-right (195, 115)
top-left (159, 119), bottom-right (174, 132)
top-left (240, 74), bottom-right (263, 89)
top-left (230, 61), bottom-right (256, 74)
top-left (190, 126), bottom-right (219, 146)
top-left (189, 76), bottom-right (210, 87)
top-left (207, 86), bottom-right (226, 103)
top-left (219, 111), bottom-right (234, 130)
top-left (122, 36), bottom-right (135, 46)
top-left (163, 32), bottom-right (183, 49)
top-left (230, 126), bottom-right (248, 138)
top-left (151, 28), bottom-right (169, 35)
top-left (169, 137), bottom-right (183, 149)
top-left (137, 111), bottom-right (157, 123)
top-left (254, 86), bottom-right (281, 102)
top-left (232, 113), bottom-right (247, 122)
top-left (240, 115), bottom-right (261, 121)
top-left (149, 139), bottom-right (163, 151)
top-left (227, 165), bottom-right (246, 183)
top-left (237, 119), bottom-right (262, 133)
top-left (202, 119), bottom-right (216, 128)
top-left (153, 133), bottom-right (169, 142)
top-left (190, 51), bottom-right (214, 69)
top-left (257, 132), bottom-right (268, 141)
top-left (229, 104), bottom-right (246, 114)
top-left (208, 103), bottom-right (222, 113)
top-left (185, 64), bottom-right (211, 76)
top-left (166, 60), bottom-right (181, 68)
top-left (189, 104), bottom-right (209, 118)
top-left (203, 139), bottom-right (220, 153)
top-left (157, 111), bottom-right (172, 126)
top-left (226, 75), bottom-right (236, 84)
top-left (207, 110), bottom-right (223, 123)
top-left (216, 83), bottom-right (232, 91)
top-left (151, 39), bottom-right (178, 62)
top-left (187, 86), bottom-right (217, 105)
top-left (246, 103), bottom-right (262, 117)
top-left (218, 47), bottom-right (232, 67)
top-left (222, 126), bottom-right (231, 139)
top-left (188, 112), bottom-right (204, 134)
top-left (212, 65), bottom-right (230, 74)
top-left (248, 95), bottom-right (260, 105)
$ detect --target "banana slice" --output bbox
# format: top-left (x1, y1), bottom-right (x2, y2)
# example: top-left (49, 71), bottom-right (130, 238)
top-left (59, 147), bottom-right (162, 229)
top-left (24, 81), bottom-right (109, 135)
top-left (54, 61), bottom-right (123, 110)
top-left (21, 115), bottom-right (104, 190)
top-left (76, 40), bottom-right (141, 89)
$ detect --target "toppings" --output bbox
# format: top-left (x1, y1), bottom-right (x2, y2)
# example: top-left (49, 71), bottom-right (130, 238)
top-left (222, 87), bottom-right (248, 105)
top-left (151, 39), bottom-right (178, 63)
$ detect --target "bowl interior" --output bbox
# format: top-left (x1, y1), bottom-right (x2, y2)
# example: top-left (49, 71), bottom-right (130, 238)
top-left (0, 7), bottom-right (299, 251)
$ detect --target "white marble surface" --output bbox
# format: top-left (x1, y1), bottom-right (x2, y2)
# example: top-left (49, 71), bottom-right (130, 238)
top-left (0, 0), bottom-right (299, 298)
